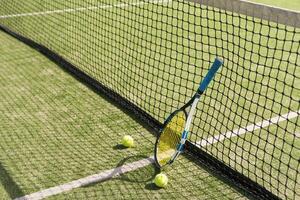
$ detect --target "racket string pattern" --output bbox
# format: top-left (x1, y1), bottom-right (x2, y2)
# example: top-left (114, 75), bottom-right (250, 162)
top-left (154, 58), bottom-right (223, 168)
top-left (156, 111), bottom-right (186, 166)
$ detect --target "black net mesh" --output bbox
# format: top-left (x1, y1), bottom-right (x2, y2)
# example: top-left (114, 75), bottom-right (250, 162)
top-left (0, 0), bottom-right (299, 199)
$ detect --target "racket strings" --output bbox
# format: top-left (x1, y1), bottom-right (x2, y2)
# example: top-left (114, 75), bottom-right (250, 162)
top-left (156, 111), bottom-right (186, 166)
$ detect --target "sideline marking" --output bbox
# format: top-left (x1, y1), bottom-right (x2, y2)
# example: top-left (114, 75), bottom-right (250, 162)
top-left (196, 110), bottom-right (299, 147)
top-left (0, 0), bottom-right (171, 19)
top-left (15, 110), bottom-right (299, 199)
top-left (15, 157), bottom-right (154, 200)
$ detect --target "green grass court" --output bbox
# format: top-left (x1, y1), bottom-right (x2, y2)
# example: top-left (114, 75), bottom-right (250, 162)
top-left (0, 31), bottom-right (248, 199)
top-left (0, 0), bottom-right (299, 199)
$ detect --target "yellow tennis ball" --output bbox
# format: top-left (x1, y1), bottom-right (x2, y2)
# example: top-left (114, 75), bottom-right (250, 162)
top-left (154, 173), bottom-right (168, 187)
top-left (121, 135), bottom-right (134, 148)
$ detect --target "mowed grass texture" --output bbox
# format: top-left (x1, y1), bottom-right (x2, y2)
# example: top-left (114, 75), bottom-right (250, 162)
top-left (0, 0), bottom-right (299, 199)
top-left (0, 31), bottom-right (154, 198)
top-left (0, 31), bottom-right (249, 199)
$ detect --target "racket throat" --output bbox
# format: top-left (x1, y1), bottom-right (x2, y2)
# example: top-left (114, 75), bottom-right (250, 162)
top-left (178, 131), bottom-right (188, 151)
top-left (169, 150), bottom-right (181, 164)
top-left (169, 137), bottom-right (187, 164)
top-left (169, 99), bottom-right (197, 164)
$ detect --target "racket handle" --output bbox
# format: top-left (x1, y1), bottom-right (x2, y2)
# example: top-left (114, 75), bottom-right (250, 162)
top-left (198, 58), bottom-right (223, 93)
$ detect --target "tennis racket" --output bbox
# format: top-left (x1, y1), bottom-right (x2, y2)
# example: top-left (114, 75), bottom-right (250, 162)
top-left (154, 58), bottom-right (223, 168)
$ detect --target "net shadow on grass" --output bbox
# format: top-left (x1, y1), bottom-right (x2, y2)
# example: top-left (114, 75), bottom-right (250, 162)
top-left (0, 0), bottom-right (299, 198)
top-left (0, 162), bottom-right (24, 199)
top-left (80, 152), bottom-right (254, 199)
top-left (0, 28), bottom-right (257, 199)
top-left (77, 151), bottom-right (256, 199)
top-left (116, 155), bottom-right (159, 183)
top-left (181, 151), bottom-right (256, 200)
top-left (0, 30), bottom-right (159, 199)
top-left (83, 155), bottom-right (159, 188)
top-left (0, 29), bottom-right (263, 200)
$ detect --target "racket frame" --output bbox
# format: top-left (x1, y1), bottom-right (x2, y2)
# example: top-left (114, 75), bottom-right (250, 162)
top-left (154, 58), bottom-right (223, 168)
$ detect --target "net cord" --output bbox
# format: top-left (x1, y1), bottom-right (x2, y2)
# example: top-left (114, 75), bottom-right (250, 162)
top-left (189, 0), bottom-right (300, 28)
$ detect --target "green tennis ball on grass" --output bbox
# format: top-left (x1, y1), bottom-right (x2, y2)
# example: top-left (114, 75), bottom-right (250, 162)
top-left (154, 173), bottom-right (168, 188)
top-left (121, 135), bottom-right (134, 148)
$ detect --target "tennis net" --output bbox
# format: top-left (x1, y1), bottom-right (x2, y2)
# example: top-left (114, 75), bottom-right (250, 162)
top-left (0, 0), bottom-right (299, 199)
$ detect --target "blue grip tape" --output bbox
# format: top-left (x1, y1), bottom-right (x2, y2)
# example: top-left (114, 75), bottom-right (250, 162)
top-left (181, 130), bottom-right (188, 139)
top-left (198, 58), bottom-right (223, 93)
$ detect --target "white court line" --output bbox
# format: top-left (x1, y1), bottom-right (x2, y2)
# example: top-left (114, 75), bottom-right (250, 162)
top-left (15, 110), bottom-right (299, 199)
top-left (0, 0), bottom-right (171, 19)
top-left (15, 157), bottom-right (155, 200)
top-left (196, 110), bottom-right (300, 147)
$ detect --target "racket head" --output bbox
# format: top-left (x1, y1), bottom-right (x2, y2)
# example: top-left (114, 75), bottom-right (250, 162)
top-left (154, 110), bottom-right (187, 168)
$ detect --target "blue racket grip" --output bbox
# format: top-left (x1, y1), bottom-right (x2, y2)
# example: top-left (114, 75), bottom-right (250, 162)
top-left (198, 58), bottom-right (223, 93)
